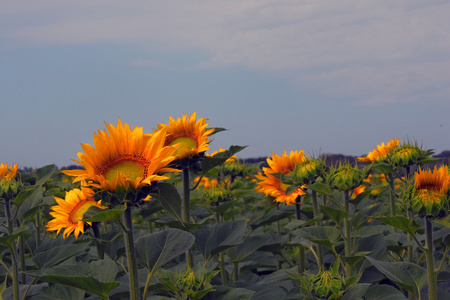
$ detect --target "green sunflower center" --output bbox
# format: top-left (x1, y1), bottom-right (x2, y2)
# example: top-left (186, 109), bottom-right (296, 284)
top-left (103, 160), bottom-right (145, 182)
top-left (70, 200), bottom-right (97, 223)
top-left (169, 137), bottom-right (198, 156)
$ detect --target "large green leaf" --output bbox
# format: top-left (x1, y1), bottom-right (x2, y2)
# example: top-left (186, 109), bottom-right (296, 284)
top-left (135, 228), bottom-right (195, 273)
top-left (205, 285), bottom-right (255, 300)
top-left (156, 182), bottom-right (182, 222)
top-left (433, 214), bottom-right (450, 229)
top-left (82, 206), bottom-right (124, 222)
top-left (200, 145), bottom-right (246, 173)
top-left (32, 242), bottom-right (89, 268)
top-left (307, 182), bottom-right (333, 195)
top-left (365, 256), bottom-right (428, 298)
top-left (226, 234), bottom-right (269, 262)
top-left (0, 226), bottom-right (30, 246)
top-left (364, 284), bottom-right (407, 300)
top-left (341, 283), bottom-right (370, 300)
top-left (320, 205), bottom-right (348, 226)
top-left (193, 220), bottom-right (248, 260)
top-left (249, 209), bottom-right (293, 230)
top-left (12, 186), bottom-right (40, 207)
top-left (25, 259), bottom-right (119, 299)
top-left (34, 164), bottom-right (57, 186)
top-left (293, 226), bottom-right (341, 250)
top-left (29, 284), bottom-right (85, 300)
top-left (372, 216), bottom-right (420, 235)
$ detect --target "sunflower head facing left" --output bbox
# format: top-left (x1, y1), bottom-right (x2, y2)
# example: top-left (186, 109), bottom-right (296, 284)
top-left (157, 112), bottom-right (215, 162)
top-left (0, 163), bottom-right (20, 198)
top-left (62, 119), bottom-right (180, 195)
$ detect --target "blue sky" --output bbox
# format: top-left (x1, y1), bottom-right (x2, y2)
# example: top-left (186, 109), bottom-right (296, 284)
top-left (1, 1), bottom-right (450, 168)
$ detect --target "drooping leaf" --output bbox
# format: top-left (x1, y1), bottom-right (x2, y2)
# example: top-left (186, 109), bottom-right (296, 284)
top-left (25, 259), bottom-right (119, 299)
top-left (156, 182), bottom-right (182, 222)
top-left (250, 209), bottom-right (293, 230)
top-left (293, 226), bottom-right (341, 250)
top-left (135, 228), bottom-right (195, 273)
top-left (365, 256), bottom-right (428, 298)
top-left (0, 226), bottom-right (30, 246)
top-left (320, 205), bottom-right (348, 226)
top-left (341, 283), bottom-right (370, 300)
top-left (227, 234), bottom-right (270, 262)
top-left (363, 284), bottom-right (407, 300)
top-left (372, 216), bottom-right (420, 235)
top-left (200, 145), bottom-right (246, 173)
top-left (32, 242), bottom-right (89, 268)
top-left (193, 220), bottom-right (248, 260)
top-left (82, 206), bottom-right (124, 222)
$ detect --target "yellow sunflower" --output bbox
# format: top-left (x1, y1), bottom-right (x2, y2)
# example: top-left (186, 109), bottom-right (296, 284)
top-left (62, 119), bottom-right (180, 191)
top-left (157, 112), bottom-right (214, 159)
top-left (410, 165), bottom-right (450, 216)
top-left (0, 163), bottom-right (18, 180)
top-left (46, 188), bottom-right (106, 239)
top-left (358, 138), bottom-right (400, 163)
top-left (255, 150), bottom-right (307, 205)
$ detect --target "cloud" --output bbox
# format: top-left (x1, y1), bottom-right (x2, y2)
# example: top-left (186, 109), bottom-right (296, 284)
top-left (2, 0), bottom-right (450, 105)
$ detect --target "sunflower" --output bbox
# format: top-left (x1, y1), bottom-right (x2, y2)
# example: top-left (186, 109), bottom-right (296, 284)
top-left (410, 165), bottom-right (450, 217)
top-left (358, 138), bottom-right (400, 163)
top-left (157, 112), bottom-right (214, 159)
top-left (46, 188), bottom-right (106, 239)
top-left (62, 119), bottom-right (180, 191)
top-left (255, 150), bottom-right (307, 205)
top-left (0, 163), bottom-right (18, 180)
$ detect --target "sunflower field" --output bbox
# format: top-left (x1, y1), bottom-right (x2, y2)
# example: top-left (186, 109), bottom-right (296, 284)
top-left (1, 112), bottom-right (449, 300)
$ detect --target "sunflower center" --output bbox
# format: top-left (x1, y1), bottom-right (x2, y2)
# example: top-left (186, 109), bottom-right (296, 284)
top-left (169, 137), bottom-right (198, 156)
top-left (100, 156), bottom-right (147, 181)
top-left (69, 200), bottom-right (97, 224)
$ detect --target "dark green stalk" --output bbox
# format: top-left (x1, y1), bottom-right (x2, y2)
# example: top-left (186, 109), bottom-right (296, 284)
top-left (343, 190), bottom-right (352, 278)
top-left (219, 252), bottom-right (227, 286)
top-left (387, 173), bottom-right (397, 233)
top-left (404, 167), bottom-right (413, 263)
top-left (92, 222), bottom-right (104, 259)
top-left (18, 234), bottom-right (26, 284)
top-left (182, 167), bottom-right (193, 267)
top-left (425, 216), bottom-right (437, 300)
top-left (123, 206), bottom-right (140, 300)
top-left (311, 190), bottom-right (324, 270)
top-left (295, 201), bottom-right (305, 273)
top-left (4, 198), bottom-right (19, 300)
top-left (35, 213), bottom-right (41, 248)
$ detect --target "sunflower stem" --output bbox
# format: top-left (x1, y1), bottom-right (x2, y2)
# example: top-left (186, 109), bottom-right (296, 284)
top-left (343, 190), bottom-right (352, 279)
top-left (295, 201), bottom-right (305, 273)
top-left (123, 206), bottom-right (140, 300)
top-left (182, 167), bottom-right (193, 268)
top-left (4, 198), bottom-right (19, 300)
top-left (219, 252), bottom-right (227, 286)
top-left (311, 190), bottom-right (324, 270)
top-left (387, 173), bottom-right (397, 233)
top-left (92, 222), bottom-right (104, 259)
top-left (425, 216), bottom-right (437, 300)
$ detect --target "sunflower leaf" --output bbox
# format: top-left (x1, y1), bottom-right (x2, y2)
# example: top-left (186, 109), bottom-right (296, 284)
top-left (82, 206), bottom-right (124, 222)
top-left (372, 216), bottom-right (420, 235)
top-left (156, 182), bottom-right (182, 223)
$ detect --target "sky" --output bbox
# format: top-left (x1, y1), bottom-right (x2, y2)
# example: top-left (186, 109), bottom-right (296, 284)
top-left (1, 0), bottom-right (450, 168)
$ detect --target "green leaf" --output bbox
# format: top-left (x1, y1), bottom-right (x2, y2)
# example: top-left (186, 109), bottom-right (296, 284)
top-left (28, 284), bottom-right (85, 300)
top-left (293, 226), bottom-right (341, 250)
top-left (135, 228), bottom-right (195, 273)
top-left (208, 127), bottom-right (227, 135)
top-left (307, 182), bottom-right (333, 195)
top-left (433, 214), bottom-right (450, 228)
top-left (193, 220), bottom-right (248, 260)
top-left (341, 283), bottom-right (370, 300)
top-left (200, 145), bottom-right (246, 173)
top-left (82, 206), bottom-right (124, 222)
top-left (0, 278), bottom-right (6, 299)
top-left (340, 251), bottom-right (372, 268)
top-left (364, 284), bottom-right (407, 300)
top-left (156, 182), bottom-right (182, 222)
top-left (0, 226), bottom-right (29, 246)
top-left (25, 259), bottom-right (119, 299)
top-left (320, 205), bottom-right (348, 226)
top-left (250, 209), bottom-right (293, 229)
top-left (33, 242), bottom-right (89, 268)
top-left (206, 286), bottom-right (255, 300)
top-left (29, 164), bottom-right (57, 186)
top-left (372, 216), bottom-right (420, 236)
top-left (365, 256), bottom-right (428, 297)
top-left (12, 186), bottom-right (39, 207)
top-left (227, 234), bottom-right (270, 262)
top-left (155, 217), bottom-right (211, 232)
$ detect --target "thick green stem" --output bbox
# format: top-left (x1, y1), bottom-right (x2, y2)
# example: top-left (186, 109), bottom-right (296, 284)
top-left (219, 252), bottom-right (227, 286)
top-left (311, 190), bottom-right (324, 270)
top-left (233, 261), bottom-right (239, 282)
top-left (295, 201), bottom-right (305, 273)
top-left (123, 207), bottom-right (140, 300)
top-left (425, 217), bottom-right (437, 300)
top-left (4, 199), bottom-right (19, 300)
top-left (92, 222), bottom-right (104, 259)
top-left (182, 167), bottom-right (193, 268)
top-left (18, 234), bottom-right (26, 284)
top-left (387, 173), bottom-right (397, 233)
top-left (35, 213), bottom-right (41, 248)
top-left (343, 190), bottom-right (352, 278)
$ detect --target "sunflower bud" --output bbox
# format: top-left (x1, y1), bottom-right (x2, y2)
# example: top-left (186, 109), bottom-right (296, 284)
top-left (312, 269), bottom-right (343, 298)
top-left (0, 178), bottom-right (20, 198)
top-left (329, 163), bottom-right (368, 191)
top-left (203, 185), bottom-right (231, 204)
top-left (389, 144), bottom-right (423, 168)
top-left (292, 158), bottom-right (325, 184)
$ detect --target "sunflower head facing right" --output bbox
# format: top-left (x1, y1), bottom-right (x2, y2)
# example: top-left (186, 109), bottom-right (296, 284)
top-left (62, 119), bottom-right (180, 194)
top-left (157, 112), bottom-right (215, 161)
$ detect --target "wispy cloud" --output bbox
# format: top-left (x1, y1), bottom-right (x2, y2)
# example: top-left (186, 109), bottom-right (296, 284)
top-left (2, 0), bottom-right (449, 105)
